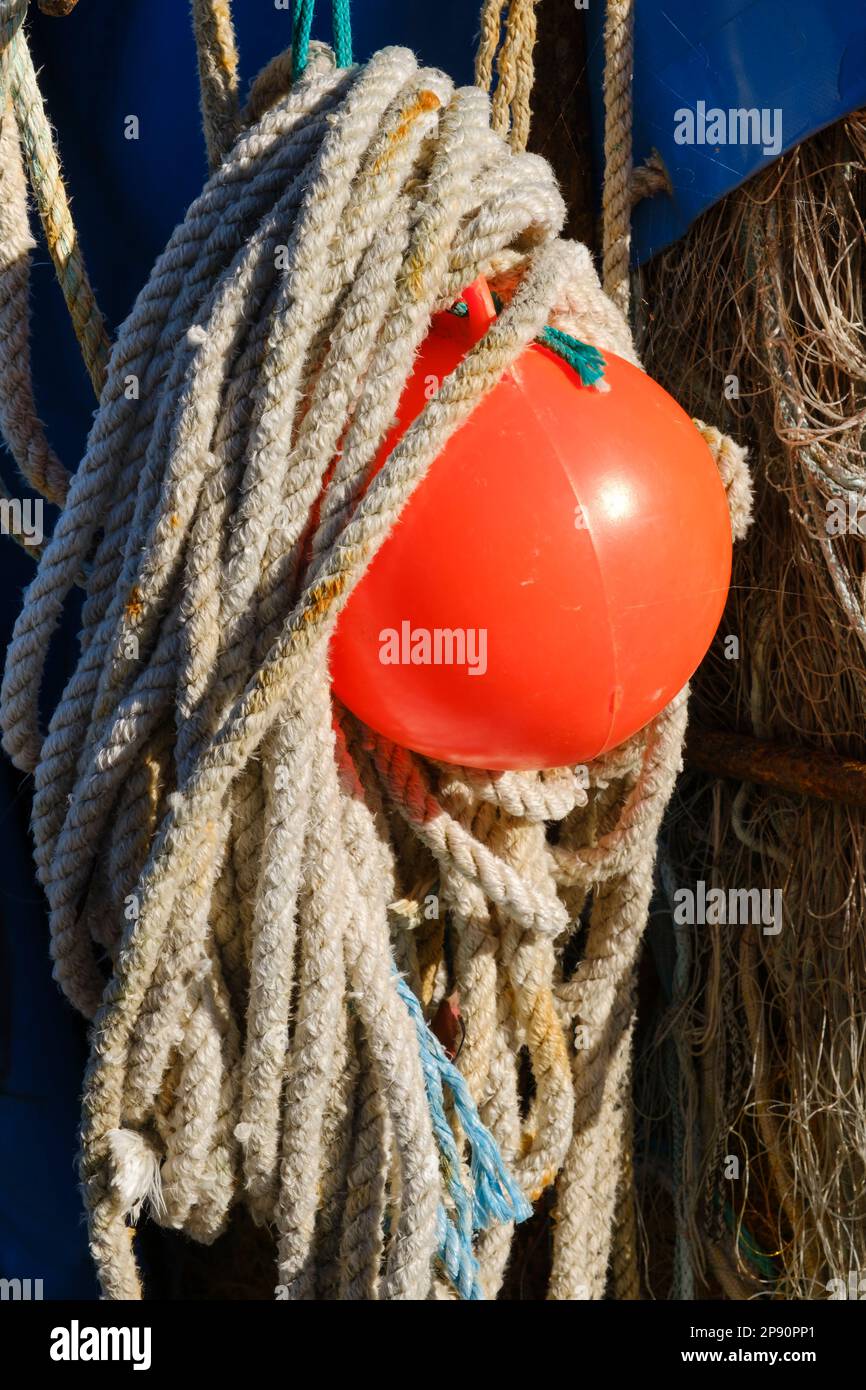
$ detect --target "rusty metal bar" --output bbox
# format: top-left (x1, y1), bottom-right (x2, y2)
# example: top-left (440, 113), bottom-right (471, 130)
top-left (685, 726), bottom-right (866, 810)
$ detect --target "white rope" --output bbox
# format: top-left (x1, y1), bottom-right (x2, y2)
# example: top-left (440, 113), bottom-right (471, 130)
top-left (0, 37), bottom-right (749, 1300)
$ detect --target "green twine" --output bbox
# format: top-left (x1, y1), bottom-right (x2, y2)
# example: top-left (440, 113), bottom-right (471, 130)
top-left (537, 325), bottom-right (606, 387)
top-left (331, 0), bottom-right (353, 67)
top-left (448, 295), bottom-right (606, 388)
top-left (292, 0), bottom-right (314, 76)
top-left (293, 0), bottom-right (353, 77)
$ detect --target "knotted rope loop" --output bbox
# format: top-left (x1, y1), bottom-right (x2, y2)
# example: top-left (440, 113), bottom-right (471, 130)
top-left (293, 0), bottom-right (353, 78)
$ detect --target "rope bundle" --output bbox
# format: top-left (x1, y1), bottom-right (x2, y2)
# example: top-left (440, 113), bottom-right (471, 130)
top-left (0, 23), bottom-right (748, 1300)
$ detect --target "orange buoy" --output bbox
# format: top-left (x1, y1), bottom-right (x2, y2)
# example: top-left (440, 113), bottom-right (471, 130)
top-left (330, 278), bottom-right (731, 770)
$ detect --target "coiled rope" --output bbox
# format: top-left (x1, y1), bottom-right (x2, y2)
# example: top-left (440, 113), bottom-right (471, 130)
top-left (0, 6), bottom-right (750, 1301)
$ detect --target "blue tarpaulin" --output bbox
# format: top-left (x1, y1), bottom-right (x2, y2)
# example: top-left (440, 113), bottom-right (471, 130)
top-left (586, 0), bottom-right (866, 264)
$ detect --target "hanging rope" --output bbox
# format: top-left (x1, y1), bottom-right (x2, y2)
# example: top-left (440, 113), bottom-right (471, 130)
top-left (601, 0), bottom-right (633, 317)
top-left (0, 40), bottom-right (580, 1302)
top-left (293, 0), bottom-right (353, 79)
top-left (0, 3), bottom-right (751, 1302)
top-left (0, 1), bottom-right (109, 395)
top-left (0, 77), bottom-right (68, 506)
top-left (475, 0), bottom-right (540, 152)
top-left (191, 0), bottom-right (241, 171)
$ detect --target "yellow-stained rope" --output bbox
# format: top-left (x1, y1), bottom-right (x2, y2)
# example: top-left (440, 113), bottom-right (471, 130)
top-left (191, 0), bottom-right (241, 171)
top-left (474, 0), bottom-right (540, 153)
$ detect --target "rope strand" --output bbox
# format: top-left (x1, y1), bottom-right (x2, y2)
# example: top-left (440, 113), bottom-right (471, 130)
top-left (0, 1), bottom-right (109, 396)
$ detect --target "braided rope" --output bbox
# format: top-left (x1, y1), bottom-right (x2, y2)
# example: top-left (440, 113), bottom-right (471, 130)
top-left (331, 0), bottom-right (352, 67)
top-left (292, 0), bottom-right (316, 77)
top-left (0, 10), bottom-right (752, 1301)
top-left (293, 0), bottom-right (352, 79)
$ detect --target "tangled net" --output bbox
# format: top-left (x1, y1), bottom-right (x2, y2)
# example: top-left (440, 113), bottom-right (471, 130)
top-left (0, 33), bottom-right (748, 1301)
top-left (640, 112), bottom-right (866, 1299)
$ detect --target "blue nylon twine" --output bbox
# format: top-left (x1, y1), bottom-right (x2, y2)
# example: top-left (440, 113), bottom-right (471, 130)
top-left (293, 0), bottom-right (353, 78)
top-left (395, 973), bottom-right (531, 1299)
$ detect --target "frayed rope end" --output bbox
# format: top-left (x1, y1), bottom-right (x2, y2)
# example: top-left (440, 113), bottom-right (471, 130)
top-left (538, 325), bottom-right (606, 388)
top-left (106, 1127), bottom-right (165, 1222)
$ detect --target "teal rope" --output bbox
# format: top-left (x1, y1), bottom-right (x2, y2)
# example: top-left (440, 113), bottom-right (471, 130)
top-left (722, 1201), bottom-right (780, 1284)
top-left (292, 0), bottom-right (315, 76)
top-left (538, 324), bottom-right (606, 387)
top-left (448, 294), bottom-right (606, 388)
top-left (331, 0), bottom-right (353, 68)
top-left (293, 0), bottom-right (353, 77)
